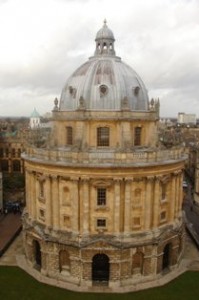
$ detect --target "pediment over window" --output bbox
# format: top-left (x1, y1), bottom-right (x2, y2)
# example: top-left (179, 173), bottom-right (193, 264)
top-left (91, 179), bottom-right (113, 188)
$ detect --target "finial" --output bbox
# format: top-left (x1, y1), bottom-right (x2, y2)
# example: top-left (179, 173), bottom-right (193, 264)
top-left (104, 19), bottom-right (107, 26)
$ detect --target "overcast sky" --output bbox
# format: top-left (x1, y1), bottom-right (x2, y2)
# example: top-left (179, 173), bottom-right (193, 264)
top-left (0, 0), bottom-right (198, 118)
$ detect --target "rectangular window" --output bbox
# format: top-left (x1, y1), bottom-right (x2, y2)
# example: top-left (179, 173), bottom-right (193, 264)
top-left (160, 211), bottom-right (166, 221)
top-left (134, 127), bottom-right (142, 146)
top-left (97, 127), bottom-right (109, 146)
top-left (39, 209), bottom-right (45, 221)
top-left (133, 217), bottom-right (141, 227)
top-left (97, 188), bottom-right (106, 206)
top-left (63, 215), bottom-right (71, 228)
top-left (97, 219), bottom-right (106, 227)
top-left (66, 126), bottom-right (73, 145)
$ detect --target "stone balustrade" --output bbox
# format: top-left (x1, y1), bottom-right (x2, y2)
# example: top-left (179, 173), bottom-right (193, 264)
top-left (23, 146), bottom-right (186, 166)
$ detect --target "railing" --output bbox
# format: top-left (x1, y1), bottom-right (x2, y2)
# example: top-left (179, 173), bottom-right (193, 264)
top-left (23, 146), bottom-right (187, 166)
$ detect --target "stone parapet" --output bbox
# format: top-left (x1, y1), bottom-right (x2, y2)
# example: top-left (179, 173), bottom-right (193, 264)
top-left (23, 147), bottom-right (186, 167)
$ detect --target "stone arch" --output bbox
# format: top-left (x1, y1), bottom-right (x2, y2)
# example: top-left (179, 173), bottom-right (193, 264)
top-left (59, 250), bottom-right (70, 274)
top-left (33, 240), bottom-right (42, 270)
top-left (162, 243), bottom-right (172, 271)
top-left (132, 251), bottom-right (144, 275)
top-left (92, 253), bottom-right (110, 283)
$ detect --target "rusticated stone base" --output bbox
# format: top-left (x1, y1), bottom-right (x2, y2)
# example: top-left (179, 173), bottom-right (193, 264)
top-left (22, 220), bottom-right (186, 293)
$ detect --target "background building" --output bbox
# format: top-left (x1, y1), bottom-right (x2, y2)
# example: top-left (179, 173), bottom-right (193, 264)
top-left (22, 22), bottom-right (186, 292)
top-left (0, 173), bottom-right (2, 212)
top-left (178, 112), bottom-right (196, 126)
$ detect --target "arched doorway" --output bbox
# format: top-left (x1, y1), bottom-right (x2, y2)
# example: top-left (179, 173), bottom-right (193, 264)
top-left (59, 250), bottom-right (70, 274)
top-left (162, 243), bottom-right (171, 271)
top-left (34, 240), bottom-right (41, 269)
top-left (92, 254), bottom-right (109, 283)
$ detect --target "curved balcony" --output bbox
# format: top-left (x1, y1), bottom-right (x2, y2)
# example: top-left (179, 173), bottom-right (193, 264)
top-left (22, 146), bottom-right (187, 168)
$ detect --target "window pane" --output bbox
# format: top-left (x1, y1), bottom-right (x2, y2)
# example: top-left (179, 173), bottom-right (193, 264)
top-left (97, 219), bottom-right (106, 227)
top-left (134, 127), bottom-right (141, 146)
top-left (97, 188), bottom-right (106, 205)
top-left (66, 127), bottom-right (73, 145)
top-left (97, 127), bottom-right (109, 146)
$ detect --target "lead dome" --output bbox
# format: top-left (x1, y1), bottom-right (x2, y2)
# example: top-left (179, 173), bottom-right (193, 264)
top-left (59, 21), bottom-right (149, 111)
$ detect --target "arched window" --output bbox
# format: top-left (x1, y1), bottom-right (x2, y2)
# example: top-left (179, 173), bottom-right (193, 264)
top-left (39, 181), bottom-right (44, 198)
top-left (62, 186), bottom-right (70, 206)
top-left (66, 126), bottom-right (73, 145)
top-left (59, 250), bottom-right (70, 273)
top-left (161, 183), bottom-right (167, 200)
top-left (134, 188), bottom-right (141, 204)
top-left (162, 243), bottom-right (171, 271)
top-left (132, 251), bottom-right (144, 274)
top-left (97, 127), bottom-right (109, 147)
top-left (103, 42), bottom-right (107, 50)
top-left (134, 127), bottom-right (142, 146)
top-left (33, 240), bottom-right (42, 270)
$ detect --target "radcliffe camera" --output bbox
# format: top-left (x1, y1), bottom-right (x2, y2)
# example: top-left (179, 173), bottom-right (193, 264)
top-left (0, 1), bottom-right (199, 298)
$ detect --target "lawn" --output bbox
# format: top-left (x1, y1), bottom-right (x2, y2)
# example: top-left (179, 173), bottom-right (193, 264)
top-left (0, 267), bottom-right (198, 300)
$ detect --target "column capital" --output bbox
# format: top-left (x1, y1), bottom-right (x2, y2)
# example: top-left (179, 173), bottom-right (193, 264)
top-left (125, 177), bottom-right (133, 183)
top-left (81, 177), bottom-right (90, 183)
top-left (133, 177), bottom-right (143, 182)
top-left (155, 175), bottom-right (162, 182)
top-left (70, 176), bottom-right (79, 182)
top-left (146, 176), bottom-right (155, 182)
top-left (173, 170), bottom-right (182, 176)
top-left (50, 175), bottom-right (58, 180)
top-left (114, 177), bottom-right (123, 183)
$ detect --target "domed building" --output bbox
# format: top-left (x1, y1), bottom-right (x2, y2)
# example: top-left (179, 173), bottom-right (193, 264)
top-left (22, 21), bottom-right (186, 292)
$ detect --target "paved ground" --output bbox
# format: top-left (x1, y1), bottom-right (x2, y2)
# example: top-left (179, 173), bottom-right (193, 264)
top-left (0, 213), bottom-right (22, 259)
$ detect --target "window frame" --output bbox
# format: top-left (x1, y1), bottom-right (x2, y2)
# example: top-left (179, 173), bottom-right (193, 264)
top-left (66, 126), bottom-right (73, 146)
top-left (97, 188), bottom-right (106, 206)
top-left (134, 126), bottom-right (142, 146)
top-left (96, 218), bottom-right (106, 228)
top-left (97, 127), bottom-right (110, 147)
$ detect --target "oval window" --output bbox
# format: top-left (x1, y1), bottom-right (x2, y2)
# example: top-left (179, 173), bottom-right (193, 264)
top-left (100, 85), bottom-right (108, 96)
top-left (134, 86), bottom-right (140, 96)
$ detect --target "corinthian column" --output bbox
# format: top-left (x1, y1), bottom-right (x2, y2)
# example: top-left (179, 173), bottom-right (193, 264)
top-left (145, 176), bottom-right (154, 230)
top-left (170, 174), bottom-right (176, 222)
top-left (45, 176), bottom-right (52, 228)
top-left (175, 174), bottom-right (180, 218)
top-left (178, 171), bottom-right (183, 215)
top-left (82, 178), bottom-right (89, 234)
top-left (71, 177), bottom-right (79, 233)
top-left (114, 179), bottom-right (121, 233)
top-left (153, 176), bottom-right (160, 228)
top-left (31, 172), bottom-right (36, 220)
top-left (25, 169), bottom-right (31, 215)
top-left (51, 175), bottom-right (60, 230)
top-left (124, 178), bottom-right (132, 233)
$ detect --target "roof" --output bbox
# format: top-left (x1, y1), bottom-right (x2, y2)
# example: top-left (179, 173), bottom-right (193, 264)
top-left (30, 108), bottom-right (40, 118)
top-left (59, 22), bottom-right (149, 112)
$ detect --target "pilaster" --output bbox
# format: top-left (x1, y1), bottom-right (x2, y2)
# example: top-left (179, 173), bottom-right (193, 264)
top-left (124, 178), bottom-right (132, 233)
